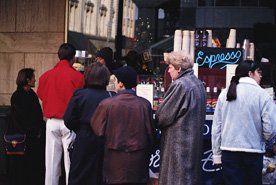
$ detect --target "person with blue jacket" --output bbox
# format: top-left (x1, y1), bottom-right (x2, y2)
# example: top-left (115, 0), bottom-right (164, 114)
top-left (64, 63), bottom-right (114, 185)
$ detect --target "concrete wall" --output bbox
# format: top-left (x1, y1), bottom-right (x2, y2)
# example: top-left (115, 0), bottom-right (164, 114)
top-left (0, 0), bottom-right (67, 105)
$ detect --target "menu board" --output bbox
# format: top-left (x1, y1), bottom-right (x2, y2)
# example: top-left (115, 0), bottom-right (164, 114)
top-left (136, 84), bottom-right (154, 108)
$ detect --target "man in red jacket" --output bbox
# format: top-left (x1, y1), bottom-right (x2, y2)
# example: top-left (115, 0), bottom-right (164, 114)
top-left (37, 43), bottom-right (84, 185)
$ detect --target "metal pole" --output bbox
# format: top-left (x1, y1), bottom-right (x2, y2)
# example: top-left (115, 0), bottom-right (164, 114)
top-left (115, 0), bottom-right (123, 60)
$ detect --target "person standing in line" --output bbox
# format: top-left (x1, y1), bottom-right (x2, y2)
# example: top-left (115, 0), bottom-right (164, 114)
top-left (95, 47), bottom-right (114, 72)
top-left (91, 66), bottom-right (156, 185)
top-left (8, 68), bottom-right (45, 185)
top-left (64, 63), bottom-right (115, 185)
top-left (155, 51), bottom-right (206, 185)
top-left (212, 60), bottom-right (276, 185)
top-left (95, 47), bottom-right (120, 92)
top-left (122, 50), bottom-right (142, 73)
top-left (37, 43), bottom-right (84, 185)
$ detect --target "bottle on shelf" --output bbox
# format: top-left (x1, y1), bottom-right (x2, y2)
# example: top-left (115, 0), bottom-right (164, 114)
top-left (152, 79), bottom-right (160, 111)
top-left (211, 87), bottom-right (218, 112)
top-left (158, 80), bottom-right (165, 106)
top-left (206, 87), bottom-right (212, 114)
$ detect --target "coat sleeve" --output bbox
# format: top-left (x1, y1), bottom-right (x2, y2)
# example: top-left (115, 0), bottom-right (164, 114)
top-left (90, 101), bottom-right (108, 136)
top-left (211, 92), bottom-right (224, 164)
top-left (144, 102), bottom-right (156, 146)
top-left (31, 90), bottom-right (45, 129)
top-left (261, 96), bottom-right (275, 141)
top-left (37, 74), bottom-right (45, 101)
top-left (155, 82), bottom-right (188, 128)
top-left (64, 90), bottom-right (81, 131)
top-left (10, 93), bottom-right (27, 131)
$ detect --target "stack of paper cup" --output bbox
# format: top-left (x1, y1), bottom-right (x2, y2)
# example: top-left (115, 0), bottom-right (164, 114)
top-left (261, 57), bottom-right (269, 63)
top-left (206, 29), bottom-right (213, 47)
top-left (174, 30), bottom-right (182, 51)
top-left (226, 38), bottom-right (229, 48)
top-left (190, 31), bottom-right (195, 61)
top-left (227, 29), bottom-right (236, 48)
top-left (81, 50), bottom-right (87, 58)
top-left (75, 50), bottom-right (82, 57)
top-left (182, 30), bottom-right (190, 54)
top-left (163, 52), bottom-right (169, 63)
top-left (242, 39), bottom-right (250, 60)
top-left (248, 42), bottom-right (255, 60)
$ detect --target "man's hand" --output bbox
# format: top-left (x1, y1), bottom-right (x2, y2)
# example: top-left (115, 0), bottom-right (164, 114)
top-left (267, 164), bottom-right (276, 173)
top-left (213, 163), bottom-right (222, 171)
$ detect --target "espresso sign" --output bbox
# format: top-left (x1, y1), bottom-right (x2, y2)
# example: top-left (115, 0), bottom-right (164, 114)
top-left (195, 47), bottom-right (243, 69)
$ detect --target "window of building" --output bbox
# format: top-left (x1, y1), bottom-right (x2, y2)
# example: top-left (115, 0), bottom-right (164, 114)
top-left (198, 0), bottom-right (274, 7)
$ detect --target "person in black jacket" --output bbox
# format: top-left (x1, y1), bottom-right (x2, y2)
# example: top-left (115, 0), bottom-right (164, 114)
top-left (64, 62), bottom-right (115, 185)
top-left (9, 68), bottom-right (45, 185)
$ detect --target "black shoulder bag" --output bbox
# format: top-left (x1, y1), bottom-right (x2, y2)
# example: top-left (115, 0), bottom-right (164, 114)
top-left (3, 110), bottom-right (26, 155)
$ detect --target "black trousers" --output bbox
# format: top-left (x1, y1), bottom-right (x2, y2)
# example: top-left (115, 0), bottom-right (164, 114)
top-left (221, 150), bottom-right (263, 185)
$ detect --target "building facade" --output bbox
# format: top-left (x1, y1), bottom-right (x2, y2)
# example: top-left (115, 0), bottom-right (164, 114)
top-left (0, 0), bottom-right (67, 106)
top-left (68, 0), bottom-right (136, 56)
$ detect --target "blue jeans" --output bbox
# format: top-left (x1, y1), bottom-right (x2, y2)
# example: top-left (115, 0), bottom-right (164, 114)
top-left (222, 151), bottom-right (263, 185)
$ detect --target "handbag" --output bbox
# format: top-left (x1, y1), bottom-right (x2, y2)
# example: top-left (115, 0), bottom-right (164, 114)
top-left (3, 108), bottom-right (26, 155)
top-left (4, 133), bottom-right (26, 155)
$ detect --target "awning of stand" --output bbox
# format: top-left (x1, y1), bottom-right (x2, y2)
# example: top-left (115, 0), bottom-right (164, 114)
top-left (149, 36), bottom-right (174, 56)
top-left (68, 31), bottom-right (95, 51)
top-left (68, 31), bottom-right (114, 55)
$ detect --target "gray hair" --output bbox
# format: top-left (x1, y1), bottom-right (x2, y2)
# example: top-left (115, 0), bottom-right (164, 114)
top-left (165, 51), bottom-right (194, 70)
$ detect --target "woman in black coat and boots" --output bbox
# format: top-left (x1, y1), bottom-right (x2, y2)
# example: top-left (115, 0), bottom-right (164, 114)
top-left (8, 68), bottom-right (45, 185)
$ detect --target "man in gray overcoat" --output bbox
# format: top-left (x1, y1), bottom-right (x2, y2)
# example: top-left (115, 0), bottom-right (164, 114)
top-left (156, 51), bottom-right (206, 185)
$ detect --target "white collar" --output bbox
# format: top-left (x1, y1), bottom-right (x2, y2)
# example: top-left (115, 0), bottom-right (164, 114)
top-left (239, 77), bottom-right (259, 87)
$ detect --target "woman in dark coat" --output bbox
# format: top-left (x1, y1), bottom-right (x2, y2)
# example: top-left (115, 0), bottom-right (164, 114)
top-left (9, 68), bottom-right (45, 185)
top-left (64, 62), bottom-right (115, 185)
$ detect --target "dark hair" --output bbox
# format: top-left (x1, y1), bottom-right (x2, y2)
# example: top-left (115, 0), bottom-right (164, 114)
top-left (113, 66), bottom-right (137, 89)
top-left (124, 50), bottom-right (141, 70)
top-left (84, 62), bottom-right (110, 88)
top-left (16, 68), bottom-right (35, 87)
top-left (96, 47), bottom-right (114, 72)
top-left (226, 60), bottom-right (262, 101)
top-left (58, 43), bottom-right (76, 60)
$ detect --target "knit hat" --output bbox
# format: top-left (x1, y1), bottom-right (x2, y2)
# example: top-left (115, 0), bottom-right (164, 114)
top-left (96, 47), bottom-right (113, 71)
top-left (113, 66), bottom-right (137, 89)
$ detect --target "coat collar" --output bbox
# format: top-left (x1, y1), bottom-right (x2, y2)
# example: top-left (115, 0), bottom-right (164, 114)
top-left (55, 60), bottom-right (72, 68)
top-left (239, 77), bottom-right (259, 87)
top-left (176, 68), bottom-right (194, 79)
top-left (118, 89), bottom-right (136, 95)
